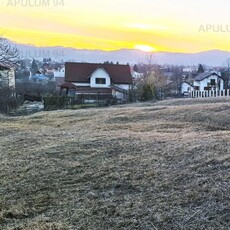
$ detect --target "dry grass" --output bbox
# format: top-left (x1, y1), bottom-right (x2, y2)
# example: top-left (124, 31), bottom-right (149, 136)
top-left (0, 97), bottom-right (229, 229)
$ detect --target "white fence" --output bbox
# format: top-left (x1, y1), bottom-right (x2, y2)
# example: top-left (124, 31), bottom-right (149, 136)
top-left (191, 89), bottom-right (230, 98)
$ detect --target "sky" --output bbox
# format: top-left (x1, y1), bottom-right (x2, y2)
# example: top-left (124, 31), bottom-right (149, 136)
top-left (1, 0), bottom-right (230, 53)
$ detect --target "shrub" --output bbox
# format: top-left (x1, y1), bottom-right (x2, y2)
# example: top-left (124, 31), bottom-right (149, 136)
top-left (43, 96), bottom-right (71, 110)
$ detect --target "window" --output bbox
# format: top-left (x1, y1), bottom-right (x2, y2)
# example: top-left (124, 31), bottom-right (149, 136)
top-left (210, 79), bottom-right (216, 85)
top-left (95, 78), bottom-right (106, 84)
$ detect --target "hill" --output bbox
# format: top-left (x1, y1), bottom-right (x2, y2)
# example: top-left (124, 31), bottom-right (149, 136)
top-left (0, 97), bottom-right (229, 229)
top-left (9, 39), bottom-right (230, 65)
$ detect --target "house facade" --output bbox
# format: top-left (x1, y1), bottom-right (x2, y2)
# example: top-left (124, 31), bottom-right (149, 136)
top-left (61, 62), bottom-right (133, 100)
top-left (0, 62), bottom-right (16, 89)
top-left (193, 72), bottom-right (224, 91)
top-left (181, 82), bottom-right (194, 96)
top-left (181, 72), bottom-right (224, 96)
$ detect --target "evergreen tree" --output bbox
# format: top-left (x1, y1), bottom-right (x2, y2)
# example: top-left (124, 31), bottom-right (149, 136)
top-left (197, 64), bottom-right (204, 73)
top-left (31, 59), bottom-right (38, 76)
top-left (133, 64), bottom-right (139, 72)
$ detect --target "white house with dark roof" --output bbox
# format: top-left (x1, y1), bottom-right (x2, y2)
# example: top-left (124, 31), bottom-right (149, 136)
top-left (60, 62), bottom-right (133, 100)
top-left (193, 72), bottom-right (224, 91)
top-left (181, 71), bottom-right (226, 97)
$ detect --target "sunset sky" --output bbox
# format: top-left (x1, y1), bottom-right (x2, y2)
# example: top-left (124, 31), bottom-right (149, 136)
top-left (1, 0), bottom-right (230, 53)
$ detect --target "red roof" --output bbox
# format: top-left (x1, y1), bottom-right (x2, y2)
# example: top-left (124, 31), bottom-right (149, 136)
top-left (0, 62), bottom-right (16, 69)
top-left (59, 82), bottom-right (76, 89)
top-left (65, 62), bottom-right (132, 84)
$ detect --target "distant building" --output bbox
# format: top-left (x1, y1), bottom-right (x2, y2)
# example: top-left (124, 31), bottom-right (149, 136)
top-left (54, 67), bottom-right (65, 90)
top-left (181, 71), bottom-right (224, 96)
top-left (29, 69), bottom-right (49, 82)
top-left (0, 62), bottom-right (16, 89)
top-left (193, 72), bottom-right (224, 91)
top-left (182, 67), bottom-right (196, 73)
top-left (53, 67), bottom-right (65, 78)
top-left (131, 70), bottom-right (143, 79)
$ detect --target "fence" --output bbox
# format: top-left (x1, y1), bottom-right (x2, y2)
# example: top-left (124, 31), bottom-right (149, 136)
top-left (43, 94), bottom-right (119, 110)
top-left (190, 89), bottom-right (230, 98)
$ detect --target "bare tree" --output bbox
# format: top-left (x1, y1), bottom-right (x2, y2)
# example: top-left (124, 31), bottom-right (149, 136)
top-left (170, 66), bottom-right (183, 94)
top-left (138, 54), bottom-right (167, 100)
top-left (0, 37), bottom-right (19, 64)
top-left (222, 59), bottom-right (230, 89)
top-left (0, 36), bottom-right (19, 113)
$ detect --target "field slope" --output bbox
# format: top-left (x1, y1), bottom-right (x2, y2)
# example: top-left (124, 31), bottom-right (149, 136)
top-left (0, 98), bottom-right (229, 229)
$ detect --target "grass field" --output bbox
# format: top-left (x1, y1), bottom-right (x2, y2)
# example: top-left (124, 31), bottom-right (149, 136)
top-left (0, 97), bottom-right (229, 229)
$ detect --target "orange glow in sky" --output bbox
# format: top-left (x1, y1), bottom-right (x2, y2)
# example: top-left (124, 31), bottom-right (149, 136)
top-left (1, 0), bottom-right (230, 52)
top-left (135, 45), bottom-right (156, 52)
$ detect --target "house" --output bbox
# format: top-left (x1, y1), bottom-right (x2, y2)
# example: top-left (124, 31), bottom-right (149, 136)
top-left (53, 67), bottom-right (65, 79)
top-left (182, 66), bottom-right (196, 73)
top-left (131, 70), bottom-right (143, 79)
top-left (193, 72), bottom-right (224, 91)
top-left (53, 67), bottom-right (65, 90)
top-left (29, 69), bottom-right (49, 82)
top-left (181, 81), bottom-right (194, 96)
top-left (0, 62), bottom-right (16, 89)
top-left (181, 71), bottom-right (226, 97)
top-left (61, 62), bottom-right (133, 101)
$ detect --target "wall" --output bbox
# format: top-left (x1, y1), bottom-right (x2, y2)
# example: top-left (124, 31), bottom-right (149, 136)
top-left (73, 83), bottom-right (90, 87)
top-left (54, 69), bottom-right (65, 78)
top-left (112, 90), bottom-right (128, 100)
top-left (181, 82), bottom-right (193, 93)
top-left (199, 75), bottom-right (224, 91)
top-left (0, 68), bottom-right (15, 89)
top-left (114, 84), bottom-right (130, 90)
top-left (90, 67), bottom-right (111, 88)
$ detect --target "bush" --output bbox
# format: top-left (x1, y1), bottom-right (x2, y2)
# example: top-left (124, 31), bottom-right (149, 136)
top-left (43, 96), bottom-right (71, 110)
top-left (139, 84), bottom-right (156, 101)
top-left (0, 87), bottom-right (22, 114)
